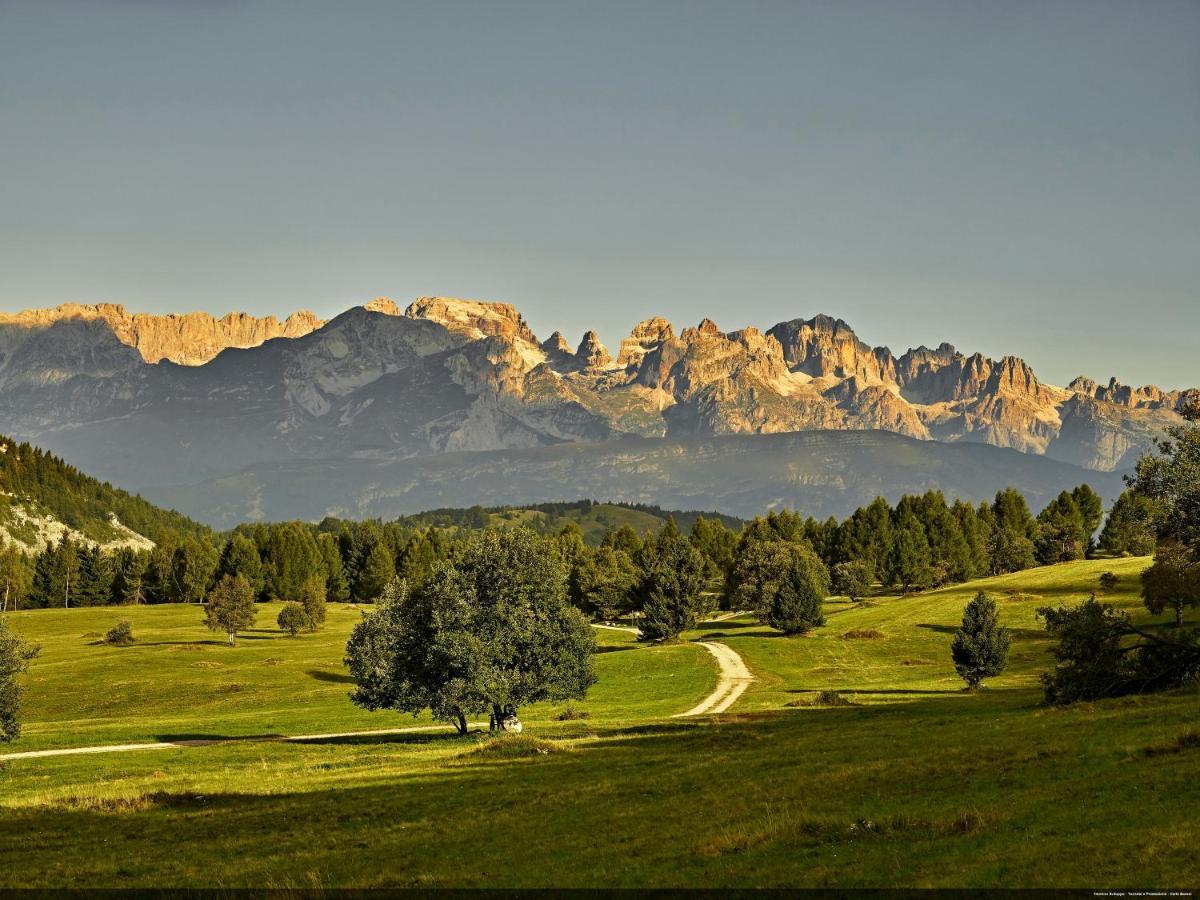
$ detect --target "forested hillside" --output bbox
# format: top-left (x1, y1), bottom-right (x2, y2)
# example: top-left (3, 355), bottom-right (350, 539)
top-left (0, 435), bottom-right (213, 551)
top-left (387, 500), bottom-right (742, 543)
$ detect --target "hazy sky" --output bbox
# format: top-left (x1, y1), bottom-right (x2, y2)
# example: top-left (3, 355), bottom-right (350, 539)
top-left (2, 1), bottom-right (1197, 388)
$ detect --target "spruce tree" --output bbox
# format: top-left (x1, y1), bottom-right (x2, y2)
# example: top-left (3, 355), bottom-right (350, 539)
top-left (265, 522), bottom-right (323, 602)
top-left (354, 539), bottom-right (396, 602)
top-left (215, 534), bottom-right (265, 598)
top-left (885, 521), bottom-right (933, 594)
top-left (950, 591), bottom-right (1010, 689)
top-left (317, 533), bottom-right (350, 601)
top-left (635, 528), bottom-right (707, 642)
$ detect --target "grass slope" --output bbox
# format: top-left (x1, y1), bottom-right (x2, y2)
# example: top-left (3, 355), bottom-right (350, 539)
top-left (0, 558), bottom-right (1196, 889)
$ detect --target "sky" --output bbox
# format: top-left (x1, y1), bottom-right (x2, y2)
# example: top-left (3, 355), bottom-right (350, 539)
top-left (1, 0), bottom-right (1197, 389)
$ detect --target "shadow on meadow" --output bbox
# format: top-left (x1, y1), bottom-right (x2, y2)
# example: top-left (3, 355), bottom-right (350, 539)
top-left (307, 669), bottom-right (355, 683)
top-left (5, 688), bottom-right (1196, 889)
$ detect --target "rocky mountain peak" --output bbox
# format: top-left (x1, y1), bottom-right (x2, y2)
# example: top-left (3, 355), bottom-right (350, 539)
top-left (766, 315), bottom-right (892, 384)
top-left (541, 331), bottom-right (572, 355)
top-left (617, 317), bottom-right (675, 369)
top-left (362, 297), bottom-right (402, 316)
top-left (404, 297), bottom-right (540, 347)
top-left (575, 331), bottom-right (613, 370)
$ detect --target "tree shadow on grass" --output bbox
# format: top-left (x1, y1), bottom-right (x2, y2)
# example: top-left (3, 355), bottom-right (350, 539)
top-left (917, 623), bottom-right (1045, 640)
top-left (693, 620), bottom-right (757, 632)
top-left (307, 669), bottom-right (354, 683)
top-left (292, 730), bottom-right (467, 748)
top-left (595, 645), bottom-right (636, 655)
top-left (137, 640), bottom-right (228, 648)
top-left (788, 687), bottom-right (963, 696)
top-left (155, 733), bottom-right (286, 745)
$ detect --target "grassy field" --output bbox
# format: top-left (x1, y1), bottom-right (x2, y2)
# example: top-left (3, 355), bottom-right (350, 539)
top-left (0, 557), bottom-right (1196, 889)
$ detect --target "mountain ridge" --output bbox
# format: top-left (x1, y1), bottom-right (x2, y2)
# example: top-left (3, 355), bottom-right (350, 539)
top-left (143, 429), bottom-right (1129, 528)
top-left (0, 297), bottom-right (1192, 499)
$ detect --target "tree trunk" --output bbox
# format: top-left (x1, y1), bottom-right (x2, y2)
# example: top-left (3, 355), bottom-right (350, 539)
top-left (228, 629), bottom-right (236, 646)
top-left (454, 711), bottom-right (468, 735)
top-left (1177, 601), bottom-right (1185, 628)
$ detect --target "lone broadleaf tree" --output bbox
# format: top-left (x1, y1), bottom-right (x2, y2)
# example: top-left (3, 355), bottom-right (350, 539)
top-left (345, 529), bottom-right (596, 734)
top-left (950, 591), bottom-right (1010, 689)
top-left (1, 618), bottom-right (39, 742)
top-left (204, 574), bottom-right (257, 645)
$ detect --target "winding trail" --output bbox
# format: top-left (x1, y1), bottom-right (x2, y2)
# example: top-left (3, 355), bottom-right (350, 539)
top-left (589, 619), bottom-right (755, 718)
top-left (671, 641), bottom-right (755, 717)
top-left (1, 620), bottom-right (755, 762)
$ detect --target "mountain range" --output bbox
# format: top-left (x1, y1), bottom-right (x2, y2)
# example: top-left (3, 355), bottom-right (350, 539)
top-left (0, 297), bottom-right (1189, 525)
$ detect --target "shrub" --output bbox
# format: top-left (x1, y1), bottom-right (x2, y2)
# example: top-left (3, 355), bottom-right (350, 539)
top-left (468, 734), bottom-right (559, 758)
top-left (555, 705), bottom-right (590, 721)
top-left (277, 602), bottom-right (307, 637)
top-left (1098, 571), bottom-right (1119, 592)
top-left (841, 628), bottom-right (885, 640)
top-left (104, 621), bottom-right (134, 646)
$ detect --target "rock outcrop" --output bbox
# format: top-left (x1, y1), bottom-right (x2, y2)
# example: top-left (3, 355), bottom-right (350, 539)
top-left (0, 302), bottom-right (323, 366)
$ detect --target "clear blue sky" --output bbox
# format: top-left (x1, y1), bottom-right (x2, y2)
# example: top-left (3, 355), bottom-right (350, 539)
top-left (2, 1), bottom-right (1197, 388)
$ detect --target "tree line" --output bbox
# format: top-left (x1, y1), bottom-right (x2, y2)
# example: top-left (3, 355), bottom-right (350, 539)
top-left (2, 482), bottom-right (1117, 619)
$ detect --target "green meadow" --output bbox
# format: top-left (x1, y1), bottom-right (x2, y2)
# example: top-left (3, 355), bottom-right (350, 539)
top-left (1, 556), bottom-right (1196, 889)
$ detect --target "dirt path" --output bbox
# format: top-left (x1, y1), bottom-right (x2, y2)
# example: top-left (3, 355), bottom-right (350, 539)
top-left (4, 624), bottom-right (754, 762)
top-left (0, 723), bottom-right (490, 762)
top-left (673, 640), bottom-right (755, 717)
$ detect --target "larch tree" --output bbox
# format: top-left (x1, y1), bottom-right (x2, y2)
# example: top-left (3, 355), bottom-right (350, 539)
top-left (204, 574), bottom-right (257, 645)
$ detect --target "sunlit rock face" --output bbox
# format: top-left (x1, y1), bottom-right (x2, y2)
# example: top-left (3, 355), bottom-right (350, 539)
top-left (0, 296), bottom-right (1192, 495)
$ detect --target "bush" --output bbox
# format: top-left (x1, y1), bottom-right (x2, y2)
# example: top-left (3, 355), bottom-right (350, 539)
top-left (555, 705), bottom-right (590, 721)
top-left (1098, 571), bottom-right (1119, 592)
top-left (104, 621), bottom-right (134, 646)
top-left (841, 628), bottom-right (885, 640)
top-left (277, 602), bottom-right (307, 637)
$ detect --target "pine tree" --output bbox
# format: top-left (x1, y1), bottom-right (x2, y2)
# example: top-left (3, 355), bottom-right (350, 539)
top-left (731, 540), bottom-right (828, 635)
top-left (635, 528), bottom-right (707, 642)
top-left (317, 533), bottom-right (350, 601)
top-left (354, 539), bottom-right (396, 602)
top-left (299, 574), bottom-right (327, 631)
top-left (950, 591), bottom-right (1011, 689)
top-left (885, 521), bottom-right (933, 594)
top-left (264, 522), bottom-right (323, 602)
top-left (215, 534), bottom-right (265, 598)
top-left (1035, 491), bottom-right (1087, 564)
